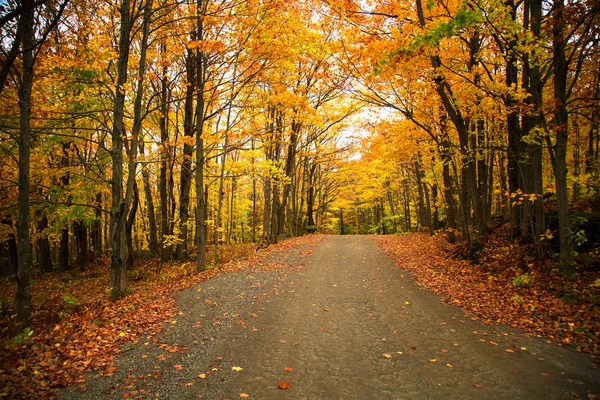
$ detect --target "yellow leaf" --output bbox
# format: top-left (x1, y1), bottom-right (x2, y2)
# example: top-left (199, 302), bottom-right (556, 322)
top-left (232, 366), bottom-right (243, 371)
top-left (198, 373), bottom-right (207, 379)
top-left (240, 394), bottom-right (249, 398)
top-left (429, 359), bottom-right (437, 362)
top-left (382, 354), bottom-right (392, 359)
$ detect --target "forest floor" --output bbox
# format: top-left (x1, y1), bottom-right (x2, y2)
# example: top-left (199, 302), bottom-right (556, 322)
top-left (1, 233), bottom-right (599, 399)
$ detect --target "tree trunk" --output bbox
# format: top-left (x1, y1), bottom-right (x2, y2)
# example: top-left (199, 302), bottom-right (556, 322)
top-left (195, 1), bottom-right (207, 272)
top-left (159, 66), bottom-right (171, 262)
top-left (74, 220), bottom-right (88, 270)
top-left (176, 50), bottom-right (196, 259)
top-left (138, 139), bottom-right (158, 254)
top-left (16, 0), bottom-right (34, 323)
top-left (126, 182), bottom-right (139, 269)
top-left (91, 192), bottom-right (103, 260)
top-left (36, 213), bottom-right (52, 273)
top-left (551, 0), bottom-right (573, 271)
top-left (110, 0), bottom-right (132, 301)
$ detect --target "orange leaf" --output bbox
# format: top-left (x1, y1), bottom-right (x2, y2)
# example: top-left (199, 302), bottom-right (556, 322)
top-left (174, 364), bottom-right (183, 370)
top-left (284, 367), bottom-right (293, 371)
top-left (278, 381), bottom-right (291, 390)
top-left (473, 384), bottom-right (483, 389)
top-left (240, 394), bottom-right (249, 398)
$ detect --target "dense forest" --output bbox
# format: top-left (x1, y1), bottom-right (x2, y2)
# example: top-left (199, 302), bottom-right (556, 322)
top-left (1, 0), bottom-right (599, 328)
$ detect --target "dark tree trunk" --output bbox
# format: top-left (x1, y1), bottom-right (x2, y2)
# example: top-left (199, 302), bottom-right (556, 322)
top-left (440, 134), bottom-right (457, 241)
top-left (195, 1), bottom-right (207, 272)
top-left (159, 69), bottom-right (171, 262)
top-left (138, 140), bottom-right (158, 254)
top-left (176, 50), bottom-right (195, 259)
top-left (90, 193), bottom-right (103, 260)
top-left (110, 0), bottom-right (132, 301)
top-left (74, 220), bottom-right (88, 270)
top-left (551, 0), bottom-right (573, 270)
top-left (59, 226), bottom-right (69, 271)
top-left (126, 182), bottom-right (139, 269)
top-left (524, 0), bottom-right (546, 259)
top-left (306, 163), bottom-right (317, 226)
top-left (36, 213), bottom-right (52, 273)
top-left (16, 0), bottom-right (34, 323)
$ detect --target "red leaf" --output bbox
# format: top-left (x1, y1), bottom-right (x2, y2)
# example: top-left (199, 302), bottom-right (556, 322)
top-left (278, 381), bottom-right (291, 390)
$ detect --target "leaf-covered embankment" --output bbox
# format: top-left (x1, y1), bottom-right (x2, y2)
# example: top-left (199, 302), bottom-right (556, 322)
top-left (373, 232), bottom-right (600, 360)
top-left (0, 235), bottom-right (322, 399)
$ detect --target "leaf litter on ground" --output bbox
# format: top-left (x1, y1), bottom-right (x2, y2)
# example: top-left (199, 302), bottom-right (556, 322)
top-left (0, 235), bottom-right (323, 399)
top-left (373, 231), bottom-right (600, 361)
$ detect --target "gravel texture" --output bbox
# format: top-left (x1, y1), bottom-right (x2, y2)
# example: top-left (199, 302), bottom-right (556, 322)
top-left (60, 235), bottom-right (600, 399)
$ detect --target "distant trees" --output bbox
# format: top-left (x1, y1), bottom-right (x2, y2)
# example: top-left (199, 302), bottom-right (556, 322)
top-left (335, 0), bottom-right (599, 272)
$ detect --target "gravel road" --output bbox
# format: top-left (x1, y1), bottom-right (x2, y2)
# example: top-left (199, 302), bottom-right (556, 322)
top-left (61, 235), bottom-right (600, 399)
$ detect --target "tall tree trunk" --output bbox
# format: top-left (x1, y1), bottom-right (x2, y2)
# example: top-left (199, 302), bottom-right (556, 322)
top-left (110, 0), bottom-right (132, 301)
top-left (159, 62), bottom-right (171, 262)
top-left (176, 50), bottom-right (196, 259)
top-left (215, 132), bottom-right (228, 264)
top-left (16, 0), bottom-right (34, 323)
top-left (251, 138), bottom-right (257, 243)
top-left (138, 139), bottom-right (158, 254)
top-left (524, 0), bottom-right (546, 259)
top-left (551, 0), bottom-right (573, 270)
top-left (195, 0), bottom-right (207, 271)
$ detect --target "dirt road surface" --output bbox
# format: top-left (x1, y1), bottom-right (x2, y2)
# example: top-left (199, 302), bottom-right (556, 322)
top-left (61, 235), bottom-right (600, 399)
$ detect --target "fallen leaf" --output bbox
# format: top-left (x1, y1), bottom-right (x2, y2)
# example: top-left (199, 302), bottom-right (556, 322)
top-left (240, 394), bottom-right (249, 398)
top-left (382, 354), bottom-right (392, 359)
top-left (429, 359), bottom-right (437, 362)
top-left (232, 366), bottom-right (243, 372)
top-left (284, 367), bottom-right (293, 371)
top-left (505, 349), bottom-right (515, 353)
top-left (185, 383), bottom-right (192, 387)
top-left (198, 374), bottom-right (207, 379)
top-left (174, 365), bottom-right (183, 370)
top-left (473, 384), bottom-right (483, 389)
top-left (446, 363), bottom-right (453, 368)
top-left (278, 381), bottom-right (291, 390)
